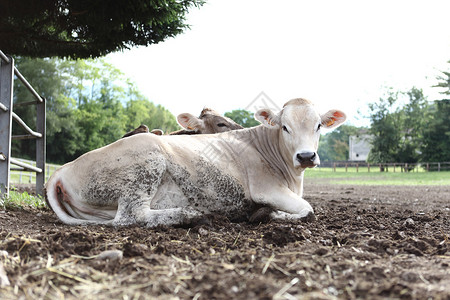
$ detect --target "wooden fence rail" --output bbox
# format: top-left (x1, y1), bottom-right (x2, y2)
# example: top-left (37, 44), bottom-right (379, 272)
top-left (319, 161), bottom-right (450, 172)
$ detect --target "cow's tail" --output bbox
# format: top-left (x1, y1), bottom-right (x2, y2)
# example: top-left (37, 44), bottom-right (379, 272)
top-left (45, 171), bottom-right (113, 226)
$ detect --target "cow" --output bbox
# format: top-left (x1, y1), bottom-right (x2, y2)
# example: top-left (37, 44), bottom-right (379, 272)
top-left (45, 98), bottom-right (346, 227)
top-left (122, 125), bottom-right (152, 138)
top-left (122, 108), bottom-right (243, 138)
top-left (173, 108), bottom-right (244, 135)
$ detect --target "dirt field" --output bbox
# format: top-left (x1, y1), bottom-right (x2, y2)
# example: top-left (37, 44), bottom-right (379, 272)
top-left (1, 181), bottom-right (449, 299)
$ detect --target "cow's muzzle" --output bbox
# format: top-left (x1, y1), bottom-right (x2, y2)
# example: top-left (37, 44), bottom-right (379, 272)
top-left (296, 151), bottom-right (319, 168)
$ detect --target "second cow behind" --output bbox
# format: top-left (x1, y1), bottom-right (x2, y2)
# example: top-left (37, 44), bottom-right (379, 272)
top-left (122, 108), bottom-right (243, 138)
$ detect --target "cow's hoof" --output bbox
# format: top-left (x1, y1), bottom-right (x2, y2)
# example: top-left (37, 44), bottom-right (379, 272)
top-left (249, 207), bottom-right (275, 224)
top-left (302, 211), bottom-right (317, 223)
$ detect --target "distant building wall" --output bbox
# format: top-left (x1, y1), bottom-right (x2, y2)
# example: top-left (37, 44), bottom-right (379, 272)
top-left (349, 135), bottom-right (372, 161)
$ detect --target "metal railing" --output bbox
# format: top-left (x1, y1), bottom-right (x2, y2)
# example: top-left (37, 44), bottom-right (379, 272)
top-left (0, 50), bottom-right (46, 196)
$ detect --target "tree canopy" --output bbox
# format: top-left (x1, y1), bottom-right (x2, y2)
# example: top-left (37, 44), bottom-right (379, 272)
top-left (434, 60), bottom-right (450, 96)
top-left (0, 0), bottom-right (203, 58)
top-left (12, 57), bottom-right (179, 164)
top-left (224, 109), bottom-right (260, 128)
top-left (422, 61), bottom-right (450, 162)
top-left (366, 86), bottom-right (450, 164)
top-left (318, 125), bottom-right (361, 162)
top-left (420, 99), bottom-right (450, 162)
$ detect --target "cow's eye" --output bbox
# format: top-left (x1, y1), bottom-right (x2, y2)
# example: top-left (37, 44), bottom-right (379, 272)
top-left (317, 123), bottom-right (322, 131)
top-left (282, 125), bottom-right (289, 133)
top-left (217, 123), bottom-right (227, 127)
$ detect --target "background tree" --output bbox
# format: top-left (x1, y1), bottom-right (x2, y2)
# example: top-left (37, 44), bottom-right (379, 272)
top-left (124, 99), bottom-right (179, 134)
top-left (421, 61), bottom-right (450, 162)
top-left (318, 125), bottom-right (361, 162)
top-left (224, 109), bottom-right (260, 128)
top-left (11, 57), bottom-right (81, 163)
top-left (0, 0), bottom-right (203, 58)
top-left (420, 100), bottom-right (450, 162)
top-left (12, 57), bottom-right (179, 164)
top-left (397, 87), bottom-right (428, 163)
top-left (367, 87), bottom-right (428, 164)
top-left (367, 90), bottom-right (402, 163)
top-left (434, 60), bottom-right (450, 96)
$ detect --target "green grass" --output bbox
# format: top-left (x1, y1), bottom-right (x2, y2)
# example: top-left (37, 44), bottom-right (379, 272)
top-left (9, 162), bottom-right (60, 185)
top-left (305, 168), bottom-right (450, 185)
top-left (0, 189), bottom-right (46, 210)
top-left (10, 173), bottom-right (35, 184)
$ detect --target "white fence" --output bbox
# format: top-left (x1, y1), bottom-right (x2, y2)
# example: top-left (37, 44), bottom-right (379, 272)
top-left (319, 161), bottom-right (450, 172)
top-left (10, 158), bottom-right (59, 184)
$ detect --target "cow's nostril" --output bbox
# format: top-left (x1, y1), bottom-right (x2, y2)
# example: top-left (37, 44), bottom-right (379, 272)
top-left (297, 152), bottom-right (316, 162)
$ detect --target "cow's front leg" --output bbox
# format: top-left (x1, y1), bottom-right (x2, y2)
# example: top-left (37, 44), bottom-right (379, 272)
top-left (254, 187), bottom-right (314, 215)
top-left (251, 187), bottom-right (315, 223)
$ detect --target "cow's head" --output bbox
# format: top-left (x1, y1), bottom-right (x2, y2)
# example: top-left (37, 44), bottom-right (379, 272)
top-left (177, 108), bottom-right (244, 134)
top-left (255, 98), bottom-right (346, 170)
top-left (122, 124), bottom-right (150, 138)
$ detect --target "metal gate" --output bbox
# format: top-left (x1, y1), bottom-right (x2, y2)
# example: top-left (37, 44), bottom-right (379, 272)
top-left (0, 50), bottom-right (46, 197)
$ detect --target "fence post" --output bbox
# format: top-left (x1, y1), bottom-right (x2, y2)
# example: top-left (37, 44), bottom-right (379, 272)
top-left (333, 163), bottom-right (336, 172)
top-left (368, 163), bottom-right (370, 172)
top-left (36, 98), bottom-right (46, 196)
top-left (356, 163), bottom-right (359, 173)
top-left (0, 54), bottom-right (13, 197)
top-left (438, 163), bottom-right (441, 172)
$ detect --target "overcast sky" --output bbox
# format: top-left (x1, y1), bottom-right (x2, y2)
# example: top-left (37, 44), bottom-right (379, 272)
top-left (106, 0), bottom-right (450, 127)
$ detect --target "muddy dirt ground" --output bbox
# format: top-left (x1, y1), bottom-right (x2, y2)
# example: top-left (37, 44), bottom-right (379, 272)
top-left (1, 181), bottom-right (449, 299)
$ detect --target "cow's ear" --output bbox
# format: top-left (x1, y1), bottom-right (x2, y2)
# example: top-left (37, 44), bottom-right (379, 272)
top-left (255, 109), bottom-right (280, 129)
top-left (321, 110), bottom-right (346, 129)
top-left (177, 113), bottom-right (204, 130)
top-left (150, 129), bottom-right (164, 135)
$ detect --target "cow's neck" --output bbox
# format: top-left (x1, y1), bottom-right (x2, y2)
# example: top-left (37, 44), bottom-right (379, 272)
top-left (247, 126), bottom-right (304, 196)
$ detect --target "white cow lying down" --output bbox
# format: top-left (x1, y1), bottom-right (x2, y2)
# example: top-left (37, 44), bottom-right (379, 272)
top-left (45, 99), bottom-right (346, 227)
